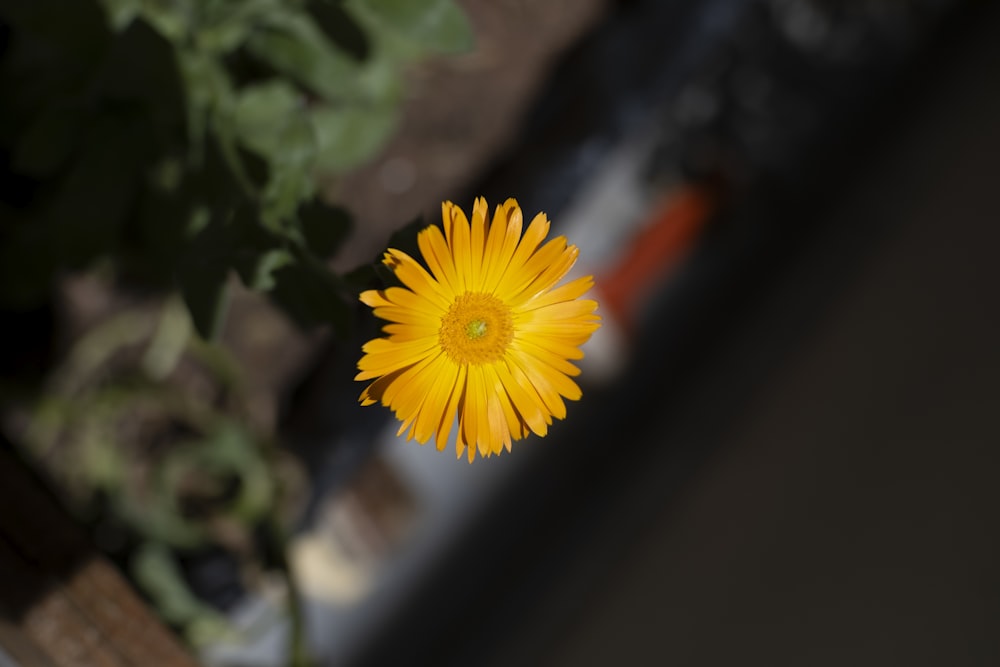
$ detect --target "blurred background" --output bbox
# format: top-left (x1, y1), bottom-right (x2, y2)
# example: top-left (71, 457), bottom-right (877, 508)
top-left (2, 0), bottom-right (999, 666)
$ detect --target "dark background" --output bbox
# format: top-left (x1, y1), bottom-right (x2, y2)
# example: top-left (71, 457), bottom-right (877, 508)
top-left (2, 1), bottom-right (997, 665)
top-left (352, 1), bottom-right (1000, 665)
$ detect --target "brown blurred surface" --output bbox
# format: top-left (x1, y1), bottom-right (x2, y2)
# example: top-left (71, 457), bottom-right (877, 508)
top-left (0, 445), bottom-right (199, 667)
top-left (329, 0), bottom-right (609, 271)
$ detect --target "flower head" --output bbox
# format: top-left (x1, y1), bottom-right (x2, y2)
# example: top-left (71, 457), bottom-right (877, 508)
top-left (356, 198), bottom-right (601, 461)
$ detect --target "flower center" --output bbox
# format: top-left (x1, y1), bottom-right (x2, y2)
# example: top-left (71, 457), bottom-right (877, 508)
top-left (466, 319), bottom-right (488, 339)
top-left (440, 292), bottom-right (514, 365)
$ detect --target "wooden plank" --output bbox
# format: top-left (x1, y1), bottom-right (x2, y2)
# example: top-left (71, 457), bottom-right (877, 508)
top-left (0, 442), bottom-right (200, 667)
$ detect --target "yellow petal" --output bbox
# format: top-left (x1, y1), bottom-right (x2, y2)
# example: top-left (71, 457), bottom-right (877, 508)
top-left (487, 389), bottom-right (508, 455)
top-left (514, 330), bottom-right (587, 361)
top-left (442, 202), bottom-right (471, 292)
top-left (518, 276), bottom-right (596, 310)
top-left (418, 225), bottom-right (459, 295)
top-left (384, 249), bottom-right (452, 310)
top-left (495, 359), bottom-right (549, 437)
top-left (354, 338), bottom-right (437, 380)
top-left (516, 298), bottom-right (599, 325)
top-left (509, 337), bottom-right (583, 377)
top-left (500, 238), bottom-right (575, 303)
top-left (472, 363), bottom-right (509, 455)
top-left (494, 236), bottom-right (568, 302)
top-left (483, 364), bottom-right (525, 443)
top-left (522, 352), bottom-right (583, 402)
top-left (469, 198), bottom-right (487, 291)
top-left (508, 351), bottom-right (569, 419)
top-left (463, 363), bottom-right (488, 456)
top-left (435, 364), bottom-right (466, 450)
top-left (509, 243), bottom-right (580, 305)
top-left (358, 367), bottom-right (408, 406)
top-left (413, 356), bottom-right (460, 445)
top-left (515, 321), bottom-right (601, 347)
top-left (381, 322), bottom-right (438, 342)
top-left (382, 286), bottom-right (446, 314)
top-left (359, 289), bottom-right (392, 308)
top-left (383, 356), bottom-right (438, 410)
top-left (482, 200), bottom-right (521, 294)
top-left (490, 212), bottom-right (549, 298)
top-left (371, 305), bottom-right (440, 328)
top-left (441, 201), bottom-right (468, 250)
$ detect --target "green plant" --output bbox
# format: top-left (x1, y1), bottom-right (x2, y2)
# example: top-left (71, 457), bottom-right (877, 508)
top-left (0, 0), bottom-right (473, 662)
top-left (0, 0), bottom-right (472, 336)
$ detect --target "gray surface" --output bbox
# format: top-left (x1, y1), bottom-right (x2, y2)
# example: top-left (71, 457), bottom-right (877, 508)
top-left (542, 10), bottom-right (1000, 667)
top-left (0, 646), bottom-right (20, 667)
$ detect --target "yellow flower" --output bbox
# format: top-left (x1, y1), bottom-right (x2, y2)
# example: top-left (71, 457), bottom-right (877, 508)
top-left (356, 198), bottom-right (601, 462)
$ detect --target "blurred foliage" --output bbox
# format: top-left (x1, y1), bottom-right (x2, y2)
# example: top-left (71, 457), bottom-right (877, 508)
top-left (22, 296), bottom-right (305, 646)
top-left (0, 0), bottom-right (472, 336)
top-left (0, 0), bottom-right (472, 658)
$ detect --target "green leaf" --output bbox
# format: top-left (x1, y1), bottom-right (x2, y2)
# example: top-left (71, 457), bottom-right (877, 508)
top-left (100, 0), bottom-right (189, 43)
top-left (177, 222), bottom-right (232, 340)
top-left (178, 264), bottom-right (230, 341)
top-left (218, 204), bottom-right (293, 291)
top-left (97, 18), bottom-right (187, 137)
top-left (162, 420), bottom-right (274, 523)
top-left (269, 256), bottom-right (351, 331)
top-left (130, 171), bottom-right (192, 286)
top-left (234, 81), bottom-right (319, 229)
top-left (311, 104), bottom-right (398, 172)
top-left (245, 12), bottom-right (366, 103)
top-left (80, 416), bottom-right (126, 491)
top-left (132, 544), bottom-right (207, 624)
top-left (234, 247), bottom-right (294, 291)
top-left (309, 0), bottom-right (371, 61)
top-left (346, 0), bottom-right (474, 54)
top-left (299, 200), bottom-right (351, 259)
top-left (2, 0), bottom-right (111, 64)
top-left (195, 0), bottom-right (288, 54)
top-left (131, 543), bottom-right (230, 645)
top-left (97, 0), bottom-right (141, 32)
top-left (176, 49), bottom-right (237, 164)
top-left (200, 421), bottom-right (273, 521)
top-left (242, 9), bottom-right (404, 183)
top-left (11, 104), bottom-right (82, 176)
top-left (261, 168), bottom-right (315, 232)
top-left (39, 114), bottom-right (146, 271)
top-left (264, 150), bottom-right (318, 234)
top-left (120, 490), bottom-right (206, 548)
top-left (233, 81), bottom-right (302, 158)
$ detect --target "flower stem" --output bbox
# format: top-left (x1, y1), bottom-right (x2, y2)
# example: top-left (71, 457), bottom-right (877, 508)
top-left (264, 513), bottom-right (313, 667)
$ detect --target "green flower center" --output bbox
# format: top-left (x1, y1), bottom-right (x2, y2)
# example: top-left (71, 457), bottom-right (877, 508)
top-left (465, 319), bottom-right (488, 340)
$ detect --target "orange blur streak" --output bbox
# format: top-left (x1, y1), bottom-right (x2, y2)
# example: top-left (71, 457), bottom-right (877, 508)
top-left (598, 183), bottom-right (718, 329)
